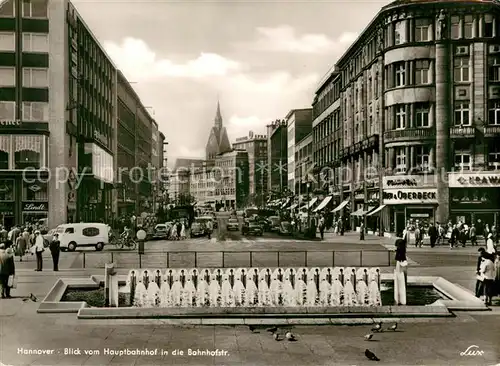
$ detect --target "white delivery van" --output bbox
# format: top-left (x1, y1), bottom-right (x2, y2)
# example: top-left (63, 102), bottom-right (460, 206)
top-left (55, 223), bottom-right (109, 251)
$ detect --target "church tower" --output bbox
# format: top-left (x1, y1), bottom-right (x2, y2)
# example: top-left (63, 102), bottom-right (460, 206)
top-left (205, 100), bottom-right (231, 161)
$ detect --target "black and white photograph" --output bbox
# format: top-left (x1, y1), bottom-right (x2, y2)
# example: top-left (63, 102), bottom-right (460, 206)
top-left (0, 0), bottom-right (500, 364)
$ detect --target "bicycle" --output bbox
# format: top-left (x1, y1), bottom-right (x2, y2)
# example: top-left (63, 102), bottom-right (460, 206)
top-left (111, 236), bottom-right (137, 250)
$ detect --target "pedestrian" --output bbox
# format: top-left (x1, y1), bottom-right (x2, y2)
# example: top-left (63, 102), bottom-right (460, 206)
top-left (49, 233), bottom-right (61, 271)
top-left (470, 224), bottom-right (477, 246)
top-left (479, 251), bottom-right (495, 306)
top-left (475, 248), bottom-right (486, 298)
top-left (394, 237), bottom-right (408, 288)
top-left (15, 232), bottom-right (27, 262)
top-left (450, 224), bottom-right (460, 249)
top-left (32, 231), bottom-right (45, 271)
top-left (319, 216), bottom-right (325, 240)
top-left (414, 226), bottom-right (421, 247)
top-left (206, 219), bottom-right (213, 239)
top-left (486, 233), bottom-right (496, 254)
top-left (0, 244), bottom-right (15, 298)
top-left (428, 223), bottom-right (438, 248)
top-left (359, 222), bottom-right (365, 241)
top-left (176, 221), bottom-right (182, 240)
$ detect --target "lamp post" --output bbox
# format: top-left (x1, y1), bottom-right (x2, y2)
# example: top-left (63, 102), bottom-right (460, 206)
top-left (306, 179), bottom-right (311, 237)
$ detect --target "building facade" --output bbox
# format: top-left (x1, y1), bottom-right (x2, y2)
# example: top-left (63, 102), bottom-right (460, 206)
top-left (190, 160), bottom-right (215, 207)
top-left (214, 150), bottom-right (249, 209)
top-left (232, 131), bottom-right (267, 206)
top-left (294, 132), bottom-right (313, 202)
top-left (0, 0), bottom-right (163, 228)
top-left (285, 108), bottom-right (313, 194)
top-left (319, 0), bottom-right (500, 234)
top-left (266, 119), bottom-right (288, 197)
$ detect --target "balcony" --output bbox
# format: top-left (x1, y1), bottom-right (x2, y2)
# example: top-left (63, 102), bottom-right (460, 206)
top-left (450, 126), bottom-right (475, 138)
top-left (384, 128), bottom-right (435, 142)
top-left (483, 125), bottom-right (500, 138)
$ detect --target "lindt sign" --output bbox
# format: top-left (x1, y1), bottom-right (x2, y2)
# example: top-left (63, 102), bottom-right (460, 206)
top-left (22, 202), bottom-right (48, 211)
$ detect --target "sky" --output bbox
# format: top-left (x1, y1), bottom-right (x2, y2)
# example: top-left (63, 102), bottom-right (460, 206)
top-left (72, 0), bottom-right (390, 163)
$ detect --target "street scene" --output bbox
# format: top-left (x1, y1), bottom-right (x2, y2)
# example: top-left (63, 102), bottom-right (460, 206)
top-left (1, 0), bottom-right (500, 365)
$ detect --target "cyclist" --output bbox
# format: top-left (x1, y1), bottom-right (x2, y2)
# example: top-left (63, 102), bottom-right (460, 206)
top-left (121, 226), bottom-right (132, 245)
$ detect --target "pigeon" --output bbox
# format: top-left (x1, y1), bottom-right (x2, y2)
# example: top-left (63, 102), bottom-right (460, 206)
top-left (22, 298), bottom-right (29, 302)
top-left (285, 331), bottom-right (296, 341)
top-left (266, 326), bottom-right (278, 333)
top-left (389, 323), bottom-right (398, 331)
top-left (365, 349), bottom-right (380, 361)
top-left (248, 325), bottom-right (259, 333)
top-left (30, 293), bottom-right (38, 302)
top-left (371, 322), bottom-right (382, 332)
top-left (273, 332), bottom-right (283, 341)
top-left (364, 333), bottom-right (374, 341)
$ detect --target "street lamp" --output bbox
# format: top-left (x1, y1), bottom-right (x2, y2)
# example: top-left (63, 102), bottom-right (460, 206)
top-left (306, 179), bottom-right (311, 237)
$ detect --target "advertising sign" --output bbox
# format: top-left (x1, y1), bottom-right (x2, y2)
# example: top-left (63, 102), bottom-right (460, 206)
top-left (448, 172), bottom-right (500, 188)
top-left (382, 175), bottom-right (436, 189)
top-left (383, 189), bottom-right (438, 205)
top-left (22, 202), bottom-right (48, 212)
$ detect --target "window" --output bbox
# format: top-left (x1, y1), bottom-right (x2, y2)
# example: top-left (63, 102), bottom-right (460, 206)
top-left (415, 146), bottom-right (430, 171)
top-left (395, 147), bottom-right (406, 173)
top-left (0, 0), bottom-right (15, 17)
top-left (454, 58), bottom-right (470, 82)
top-left (22, 33), bottom-right (48, 53)
top-left (0, 32), bottom-right (15, 51)
top-left (414, 60), bottom-right (430, 84)
top-left (484, 14), bottom-right (494, 37)
top-left (22, 0), bottom-right (48, 18)
top-left (415, 103), bottom-right (430, 127)
top-left (488, 145), bottom-right (500, 169)
top-left (451, 16), bottom-right (460, 39)
top-left (14, 135), bottom-right (43, 169)
top-left (489, 57), bottom-right (500, 81)
top-left (22, 181), bottom-right (48, 201)
top-left (394, 21), bottom-right (406, 45)
top-left (0, 101), bottom-right (16, 120)
top-left (454, 153), bottom-right (471, 170)
top-left (22, 102), bottom-right (48, 121)
top-left (464, 15), bottom-right (474, 39)
top-left (0, 179), bottom-right (14, 200)
top-left (0, 136), bottom-right (11, 170)
top-left (65, 228), bottom-right (75, 234)
top-left (395, 62), bottom-right (405, 87)
top-left (395, 105), bottom-right (406, 129)
top-left (22, 68), bottom-right (48, 88)
top-left (0, 67), bottom-right (15, 87)
top-left (414, 18), bottom-right (431, 42)
top-left (489, 101), bottom-right (500, 125)
top-left (455, 102), bottom-right (470, 126)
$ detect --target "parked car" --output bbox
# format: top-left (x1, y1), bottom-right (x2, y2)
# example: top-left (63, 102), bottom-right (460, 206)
top-left (242, 221), bottom-right (263, 236)
top-left (55, 223), bottom-right (110, 251)
top-left (267, 216), bottom-right (281, 232)
top-left (152, 224), bottom-right (169, 240)
top-left (196, 216), bottom-right (217, 230)
top-left (226, 218), bottom-right (239, 231)
top-left (190, 222), bottom-right (206, 237)
top-left (279, 221), bottom-right (292, 236)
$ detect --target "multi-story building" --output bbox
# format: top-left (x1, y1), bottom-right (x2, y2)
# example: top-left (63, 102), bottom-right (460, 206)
top-left (205, 101), bottom-right (231, 161)
top-left (294, 132), bottom-right (314, 205)
top-left (321, 0), bottom-right (500, 234)
top-left (285, 108), bottom-right (313, 194)
top-left (169, 158), bottom-right (203, 204)
top-left (0, 0), bottom-right (163, 227)
top-left (266, 119), bottom-right (288, 197)
top-left (214, 150), bottom-right (249, 209)
top-left (190, 160), bottom-right (216, 207)
top-left (232, 131), bottom-right (267, 206)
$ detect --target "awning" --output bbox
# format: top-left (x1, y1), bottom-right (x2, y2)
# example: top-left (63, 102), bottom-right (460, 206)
top-left (281, 198), bottom-right (291, 208)
top-left (351, 206), bottom-right (375, 216)
top-left (307, 197), bottom-right (318, 209)
top-left (313, 195), bottom-right (333, 212)
top-left (289, 203), bottom-right (298, 210)
top-left (332, 199), bottom-right (349, 213)
top-left (366, 205), bottom-right (386, 216)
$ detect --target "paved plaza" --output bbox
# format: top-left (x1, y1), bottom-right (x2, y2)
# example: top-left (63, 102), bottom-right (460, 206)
top-left (1, 232), bottom-right (499, 365)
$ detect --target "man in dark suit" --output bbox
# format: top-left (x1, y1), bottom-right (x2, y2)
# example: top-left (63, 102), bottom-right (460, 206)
top-left (428, 223), bottom-right (438, 248)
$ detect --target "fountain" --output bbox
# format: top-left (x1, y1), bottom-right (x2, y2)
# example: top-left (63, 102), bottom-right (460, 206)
top-left (122, 267), bottom-right (382, 308)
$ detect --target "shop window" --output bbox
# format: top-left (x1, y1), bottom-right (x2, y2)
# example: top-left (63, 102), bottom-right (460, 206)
top-left (489, 57), bottom-right (500, 82)
top-left (454, 152), bottom-right (471, 170)
top-left (484, 14), bottom-right (494, 37)
top-left (454, 102), bottom-right (471, 126)
top-left (415, 103), bottom-right (430, 127)
top-left (0, 179), bottom-right (14, 201)
top-left (488, 145), bottom-right (500, 170)
top-left (454, 57), bottom-right (470, 82)
top-left (464, 15), bottom-right (474, 39)
top-left (0, 136), bottom-right (10, 169)
top-left (23, 181), bottom-right (48, 201)
top-left (22, 212), bottom-right (47, 226)
top-left (14, 135), bottom-right (43, 169)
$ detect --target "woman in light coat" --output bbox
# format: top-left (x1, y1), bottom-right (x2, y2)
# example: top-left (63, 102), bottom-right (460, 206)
top-left (486, 233), bottom-right (496, 254)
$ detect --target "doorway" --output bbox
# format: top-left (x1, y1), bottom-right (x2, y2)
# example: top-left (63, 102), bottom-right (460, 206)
top-left (395, 211), bottom-right (405, 236)
top-left (2, 215), bottom-right (14, 229)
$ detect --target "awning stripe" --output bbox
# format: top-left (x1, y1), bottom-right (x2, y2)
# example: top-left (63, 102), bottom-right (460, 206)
top-left (332, 199), bottom-right (349, 213)
top-left (366, 205), bottom-right (386, 216)
top-left (313, 196), bottom-right (333, 212)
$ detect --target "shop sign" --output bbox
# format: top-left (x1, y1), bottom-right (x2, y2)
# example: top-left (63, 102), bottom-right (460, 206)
top-left (0, 202), bottom-right (14, 215)
top-left (22, 202), bottom-right (48, 212)
top-left (448, 172), bottom-right (500, 188)
top-left (0, 119), bottom-right (21, 127)
top-left (383, 175), bottom-right (436, 189)
top-left (383, 189), bottom-right (438, 205)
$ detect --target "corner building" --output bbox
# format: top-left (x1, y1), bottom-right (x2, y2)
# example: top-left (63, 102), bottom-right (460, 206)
top-left (316, 0), bottom-right (500, 234)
